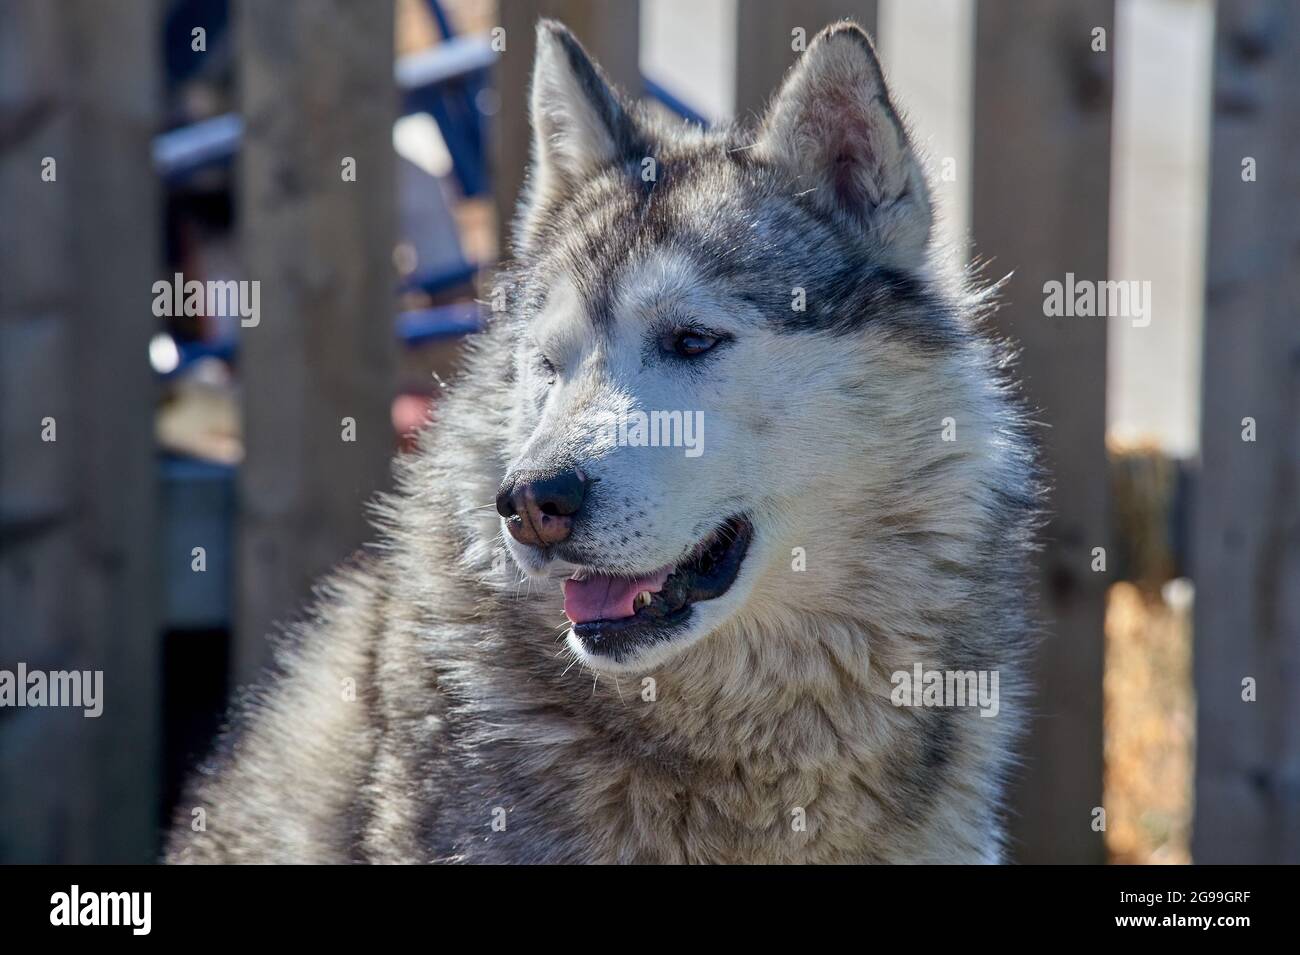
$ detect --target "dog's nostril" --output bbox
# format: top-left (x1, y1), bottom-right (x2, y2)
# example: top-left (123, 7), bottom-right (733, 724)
top-left (529, 470), bottom-right (588, 518)
top-left (495, 487), bottom-right (517, 519)
top-left (496, 467), bottom-right (589, 547)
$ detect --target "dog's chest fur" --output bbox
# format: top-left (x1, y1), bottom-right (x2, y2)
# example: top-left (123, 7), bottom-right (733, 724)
top-left (343, 586), bottom-right (1012, 864)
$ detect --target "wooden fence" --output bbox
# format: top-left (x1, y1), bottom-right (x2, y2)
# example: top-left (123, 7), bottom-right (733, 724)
top-left (0, 0), bottom-right (1295, 863)
top-left (1192, 0), bottom-right (1300, 864)
top-left (1, 0), bottom-right (161, 863)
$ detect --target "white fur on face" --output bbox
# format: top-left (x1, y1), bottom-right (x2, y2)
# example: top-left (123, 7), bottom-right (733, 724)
top-left (502, 235), bottom-right (1027, 680)
top-left (500, 247), bottom-right (904, 672)
top-left (503, 259), bottom-right (762, 584)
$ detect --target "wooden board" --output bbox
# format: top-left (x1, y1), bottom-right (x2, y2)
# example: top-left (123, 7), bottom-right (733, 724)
top-left (234, 0), bottom-right (398, 685)
top-left (1192, 0), bottom-right (1300, 864)
top-left (0, 0), bottom-right (162, 862)
top-left (971, 0), bottom-right (1114, 864)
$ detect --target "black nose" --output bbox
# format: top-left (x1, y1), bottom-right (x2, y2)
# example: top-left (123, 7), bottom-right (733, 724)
top-left (496, 467), bottom-right (590, 547)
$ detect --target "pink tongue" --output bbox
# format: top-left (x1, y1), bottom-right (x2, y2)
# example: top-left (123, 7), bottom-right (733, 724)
top-left (563, 567), bottom-right (672, 624)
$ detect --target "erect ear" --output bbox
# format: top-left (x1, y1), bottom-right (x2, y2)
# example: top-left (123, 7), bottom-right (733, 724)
top-left (525, 20), bottom-right (640, 225)
top-left (755, 21), bottom-right (932, 263)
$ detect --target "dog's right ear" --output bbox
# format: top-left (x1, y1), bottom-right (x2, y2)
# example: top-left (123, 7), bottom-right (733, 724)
top-left (522, 20), bottom-right (639, 239)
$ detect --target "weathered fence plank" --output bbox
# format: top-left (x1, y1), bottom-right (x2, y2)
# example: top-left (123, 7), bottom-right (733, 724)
top-left (0, 0), bottom-right (162, 861)
top-left (971, 0), bottom-right (1114, 863)
top-left (1192, 0), bottom-right (1300, 864)
top-left (235, 0), bottom-right (397, 685)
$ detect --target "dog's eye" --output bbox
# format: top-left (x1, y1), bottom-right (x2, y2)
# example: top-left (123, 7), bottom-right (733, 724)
top-left (539, 356), bottom-right (557, 385)
top-left (664, 329), bottom-right (721, 358)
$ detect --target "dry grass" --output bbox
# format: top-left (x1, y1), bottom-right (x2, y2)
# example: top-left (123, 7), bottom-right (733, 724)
top-left (1103, 580), bottom-right (1195, 863)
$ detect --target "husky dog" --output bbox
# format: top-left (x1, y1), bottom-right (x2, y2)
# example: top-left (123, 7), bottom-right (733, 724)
top-left (169, 19), bottom-right (1039, 864)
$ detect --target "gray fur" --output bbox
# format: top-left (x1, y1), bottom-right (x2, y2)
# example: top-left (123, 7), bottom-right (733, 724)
top-left (168, 20), bottom-right (1041, 865)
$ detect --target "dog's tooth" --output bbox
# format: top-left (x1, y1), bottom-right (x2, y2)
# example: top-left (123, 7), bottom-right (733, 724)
top-left (633, 591), bottom-right (653, 611)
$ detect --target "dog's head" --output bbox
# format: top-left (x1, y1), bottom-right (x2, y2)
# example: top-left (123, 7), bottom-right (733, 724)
top-left (495, 20), bottom-right (977, 674)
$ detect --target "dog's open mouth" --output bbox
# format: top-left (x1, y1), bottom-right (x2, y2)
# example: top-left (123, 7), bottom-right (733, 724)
top-left (562, 516), bottom-right (752, 653)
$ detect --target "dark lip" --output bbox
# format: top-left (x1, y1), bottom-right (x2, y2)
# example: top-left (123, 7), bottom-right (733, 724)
top-left (572, 516), bottom-right (753, 660)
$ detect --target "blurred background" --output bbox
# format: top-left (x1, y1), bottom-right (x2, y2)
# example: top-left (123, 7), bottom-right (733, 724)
top-left (1, 0), bottom-right (1296, 864)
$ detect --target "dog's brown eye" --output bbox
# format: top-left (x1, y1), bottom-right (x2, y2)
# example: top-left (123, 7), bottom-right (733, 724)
top-left (666, 329), bottom-right (720, 358)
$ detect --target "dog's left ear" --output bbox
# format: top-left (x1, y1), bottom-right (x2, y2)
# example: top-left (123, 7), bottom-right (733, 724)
top-left (522, 21), bottom-right (640, 242)
top-left (756, 22), bottom-right (932, 263)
